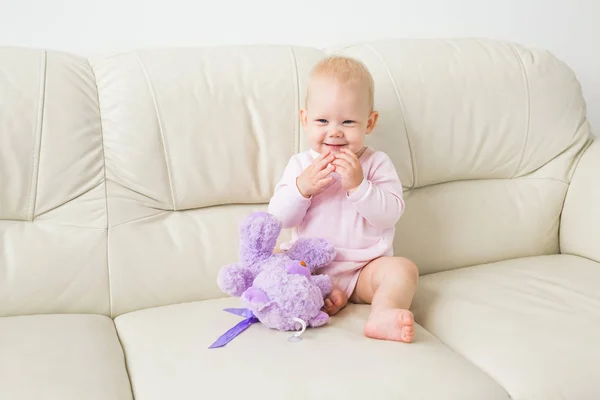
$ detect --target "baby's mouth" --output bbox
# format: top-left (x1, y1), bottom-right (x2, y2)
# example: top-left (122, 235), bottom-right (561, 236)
top-left (324, 143), bottom-right (347, 149)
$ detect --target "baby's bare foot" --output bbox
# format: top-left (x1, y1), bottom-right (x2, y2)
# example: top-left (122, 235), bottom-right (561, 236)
top-left (322, 286), bottom-right (348, 316)
top-left (364, 309), bottom-right (415, 342)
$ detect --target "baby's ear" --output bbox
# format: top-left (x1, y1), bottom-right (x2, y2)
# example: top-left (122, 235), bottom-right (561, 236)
top-left (366, 110), bottom-right (379, 135)
top-left (299, 109), bottom-right (309, 129)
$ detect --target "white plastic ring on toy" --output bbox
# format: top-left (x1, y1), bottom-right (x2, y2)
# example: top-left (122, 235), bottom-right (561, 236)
top-left (288, 318), bottom-right (307, 342)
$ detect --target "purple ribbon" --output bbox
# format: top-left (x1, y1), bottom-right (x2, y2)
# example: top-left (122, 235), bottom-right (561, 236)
top-left (208, 308), bottom-right (260, 349)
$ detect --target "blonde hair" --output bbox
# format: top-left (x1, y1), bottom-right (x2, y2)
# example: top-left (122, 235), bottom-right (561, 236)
top-left (306, 55), bottom-right (375, 111)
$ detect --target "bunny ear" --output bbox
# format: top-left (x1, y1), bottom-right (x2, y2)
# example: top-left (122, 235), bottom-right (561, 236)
top-left (238, 212), bottom-right (282, 265)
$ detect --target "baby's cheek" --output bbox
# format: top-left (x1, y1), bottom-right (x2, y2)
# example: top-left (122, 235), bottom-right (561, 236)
top-left (351, 127), bottom-right (366, 140)
top-left (307, 129), bottom-right (324, 142)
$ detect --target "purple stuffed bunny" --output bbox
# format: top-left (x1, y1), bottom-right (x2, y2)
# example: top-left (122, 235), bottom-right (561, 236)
top-left (217, 211), bottom-right (336, 331)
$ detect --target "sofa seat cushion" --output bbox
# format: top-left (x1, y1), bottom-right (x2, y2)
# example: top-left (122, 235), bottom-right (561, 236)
top-left (412, 254), bottom-right (600, 399)
top-left (114, 298), bottom-right (509, 400)
top-left (0, 314), bottom-right (132, 400)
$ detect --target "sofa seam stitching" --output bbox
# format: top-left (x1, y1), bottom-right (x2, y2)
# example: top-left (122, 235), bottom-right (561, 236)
top-left (510, 44), bottom-right (531, 178)
top-left (27, 51), bottom-right (47, 221)
top-left (411, 176), bottom-right (568, 192)
top-left (289, 47), bottom-right (300, 154)
top-left (415, 320), bottom-right (512, 398)
top-left (364, 43), bottom-right (417, 189)
top-left (88, 58), bottom-right (113, 318)
top-left (135, 52), bottom-right (178, 211)
top-left (558, 138), bottom-right (595, 254)
top-left (33, 221), bottom-right (107, 230)
top-left (110, 211), bottom-right (170, 229)
top-left (33, 183), bottom-right (104, 220)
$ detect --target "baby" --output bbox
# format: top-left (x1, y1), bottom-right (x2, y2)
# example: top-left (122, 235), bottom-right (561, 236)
top-left (268, 55), bottom-right (418, 342)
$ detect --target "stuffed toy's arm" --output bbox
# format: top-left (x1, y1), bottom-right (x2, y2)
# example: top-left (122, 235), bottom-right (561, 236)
top-left (217, 263), bottom-right (255, 297)
top-left (311, 274), bottom-right (333, 298)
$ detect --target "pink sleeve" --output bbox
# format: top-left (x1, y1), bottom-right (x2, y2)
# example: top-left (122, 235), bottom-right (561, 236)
top-left (346, 152), bottom-right (405, 229)
top-left (268, 156), bottom-right (311, 228)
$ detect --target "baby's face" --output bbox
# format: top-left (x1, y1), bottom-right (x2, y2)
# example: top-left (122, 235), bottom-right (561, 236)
top-left (301, 76), bottom-right (378, 156)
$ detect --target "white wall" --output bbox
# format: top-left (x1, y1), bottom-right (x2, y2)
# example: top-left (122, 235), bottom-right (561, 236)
top-left (1, 0), bottom-right (598, 132)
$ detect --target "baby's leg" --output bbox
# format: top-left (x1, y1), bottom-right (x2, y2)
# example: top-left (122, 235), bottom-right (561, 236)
top-left (351, 257), bottom-right (418, 342)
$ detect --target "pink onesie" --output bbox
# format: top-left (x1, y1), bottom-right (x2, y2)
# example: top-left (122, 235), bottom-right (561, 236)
top-left (268, 147), bottom-right (405, 298)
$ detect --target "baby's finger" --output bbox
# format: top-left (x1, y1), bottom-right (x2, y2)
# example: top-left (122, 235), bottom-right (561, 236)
top-left (313, 154), bottom-right (335, 173)
top-left (320, 152), bottom-right (334, 163)
top-left (316, 176), bottom-right (333, 187)
top-left (335, 152), bottom-right (359, 168)
top-left (315, 149), bottom-right (331, 162)
top-left (330, 164), bottom-right (347, 179)
top-left (332, 158), bottom-right (352, 170)
top-left (315, 163), bottom-right (334, 180)
top-left (341, 148), bottom-right (360, 160)
top-left (316, 149), bottom-right (331, 162)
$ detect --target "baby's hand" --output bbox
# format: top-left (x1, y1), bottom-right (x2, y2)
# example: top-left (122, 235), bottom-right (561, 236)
top-left (296, 150), bottom-right (335, 198)
top-left (332, 148), bottom-right (364, 193)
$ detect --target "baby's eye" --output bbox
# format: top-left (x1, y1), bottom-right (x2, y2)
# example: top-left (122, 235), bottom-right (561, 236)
top-left (316, 119), bottom-right (328, 124)
top-left (343, 120), bottom-right (355, 125)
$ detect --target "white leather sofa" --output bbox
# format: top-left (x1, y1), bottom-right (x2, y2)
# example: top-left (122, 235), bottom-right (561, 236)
top-left (1, 38), bottom-right (598, 400)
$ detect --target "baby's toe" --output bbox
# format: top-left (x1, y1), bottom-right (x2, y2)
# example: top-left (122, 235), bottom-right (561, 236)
top-left (402, 326), bottom-right (415, 342)
top-left (401, 311), bottom-right (414, 325)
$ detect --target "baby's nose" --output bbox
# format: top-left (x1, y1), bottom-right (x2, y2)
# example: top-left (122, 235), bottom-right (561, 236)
top-left (329, 127), bottom-right (343, 136)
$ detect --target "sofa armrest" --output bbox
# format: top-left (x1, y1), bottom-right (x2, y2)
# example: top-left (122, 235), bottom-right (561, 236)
top-left (560, 140), bottom-right (600, 262)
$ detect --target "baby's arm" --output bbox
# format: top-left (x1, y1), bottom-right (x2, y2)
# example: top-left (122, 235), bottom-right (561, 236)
top-left (268, 157), bottom-right (311, 228)
top-left (347, 152), bottom-right (405, 229)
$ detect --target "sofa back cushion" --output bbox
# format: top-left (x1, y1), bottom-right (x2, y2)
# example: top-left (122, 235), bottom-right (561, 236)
top-left (0, 48), bottom-right (109, 317)
top-left (90, 46), bottom-right (325, 315)
top-left (335, 40), bottom-right (592, 275)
